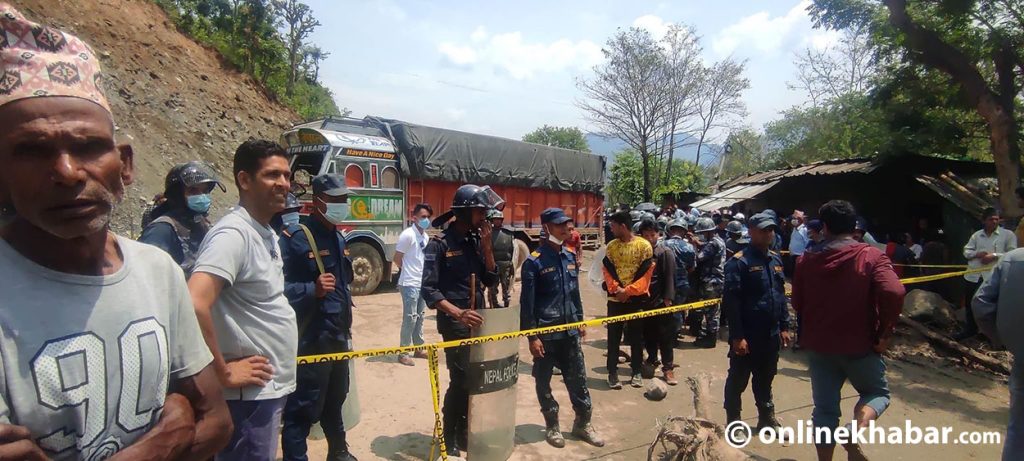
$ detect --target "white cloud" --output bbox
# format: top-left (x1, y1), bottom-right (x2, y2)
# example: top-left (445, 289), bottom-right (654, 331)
top-left (438, 42), bottom-right (478, 66)
top-left (437, 30), bottom-right (603, 80)
top-left (807, 30), bottom-right (841, 50)
top-left (711, 0), bottom-right (812, 57)
top-left (632, 14), bottom-right (670, 39)
top-left (470, 26), bottom-right (488, 43)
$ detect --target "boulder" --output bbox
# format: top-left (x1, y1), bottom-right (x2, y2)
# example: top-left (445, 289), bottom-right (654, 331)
top-left (903, 289), bottom-right (957, 327)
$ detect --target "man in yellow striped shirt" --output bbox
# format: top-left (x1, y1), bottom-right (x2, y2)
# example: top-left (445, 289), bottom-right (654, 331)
top-left (602, 211), bottom-right (654, 389)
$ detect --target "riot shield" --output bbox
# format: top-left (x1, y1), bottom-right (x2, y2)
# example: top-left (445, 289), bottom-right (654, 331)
top-left (309, 339), bottom-right (360, 440)
top-left (466, 306), bottom-right (519, 461)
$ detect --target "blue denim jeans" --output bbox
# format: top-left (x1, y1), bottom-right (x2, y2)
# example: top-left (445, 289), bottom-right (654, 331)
top-left (399, 285), bottom-right (426, 353)
top-left (216, 397), bottom-right (287, 461)
top-left (1006, 356), bottom-right (1024, 460)
top-left (807, 350), bottom-right (891, 446)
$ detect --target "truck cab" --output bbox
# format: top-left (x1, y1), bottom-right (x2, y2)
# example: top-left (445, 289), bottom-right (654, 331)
top-left (281, 117), bottom-right (403, 295)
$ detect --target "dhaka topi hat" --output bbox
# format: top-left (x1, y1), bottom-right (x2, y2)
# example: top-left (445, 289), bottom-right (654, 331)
top-left (0, 3), bottom-right (110, 114)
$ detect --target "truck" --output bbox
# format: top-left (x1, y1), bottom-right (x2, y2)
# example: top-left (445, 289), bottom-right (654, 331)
top-left (280, 116), bottom-right (607, 295)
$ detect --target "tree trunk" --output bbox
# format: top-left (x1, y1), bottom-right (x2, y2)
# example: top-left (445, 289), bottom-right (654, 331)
top-left (666, 123), bottom-right (677, 185)
top-left (882, 0), bottom-right (1022, 218)
top-left (646, 373), bottom-right (752, 461)
top-left (641, 143), bottom-right (652, 202)
top-left (695, 131), bottom-right (707, 174)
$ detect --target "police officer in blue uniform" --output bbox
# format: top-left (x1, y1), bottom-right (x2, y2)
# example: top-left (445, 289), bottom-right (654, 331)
top-left (139, 161), bottom-right (225, 274)
top-left (421, 184), bottom-right (504, 457)
top-left (280, 174), bottom-right (358, 461)
top-left (521, 208), bottom-right (605, 449)
top-left (722, 212), bottom-right (792, 442)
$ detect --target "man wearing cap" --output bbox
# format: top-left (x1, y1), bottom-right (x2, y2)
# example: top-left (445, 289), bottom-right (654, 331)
top-left (421, 184), bottom-right (501, 457)
top-left (521, 208), bottom-right (605, 449)
top-left (140, 161), bottom-right (226, 274)
top-left (188, 139), bottom-right (297, 461)
top-left (272, 193), bottom-right (303, 233)
top-left (0, 4), bottom-right (232, 460)
top-left (487, 209), bottom-right (516, 308)
top-left (724, 220), bottom-right (747, 261)
top-left (722, 213), bottom-right (791, 442)
top-left (279, 174), bottom-right (358, 461)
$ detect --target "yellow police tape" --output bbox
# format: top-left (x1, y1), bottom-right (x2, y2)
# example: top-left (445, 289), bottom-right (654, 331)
top-left (296, 266), bottom-right (990, 461)
top-left (893, 263), bottom-right (970, 268)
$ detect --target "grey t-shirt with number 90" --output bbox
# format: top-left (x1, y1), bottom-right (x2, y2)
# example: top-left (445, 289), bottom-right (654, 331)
top-left (0, 235), bottom-right (213, 461)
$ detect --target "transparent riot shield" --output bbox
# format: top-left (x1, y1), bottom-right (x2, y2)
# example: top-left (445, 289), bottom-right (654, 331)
top-left (466, 306), bottom-right (519, 461)
top-left (309, 339), bottom-right (360, 440)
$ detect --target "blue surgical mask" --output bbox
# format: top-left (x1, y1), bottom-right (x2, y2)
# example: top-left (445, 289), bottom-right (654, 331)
top-left (418, 217), bottom-right (431, 229)
top-left (324, 202), bottom-right (350, 225)
top-left (186, 194), bottom-right (212, 213)
top-left (281, 211), bottom-right (300, 227)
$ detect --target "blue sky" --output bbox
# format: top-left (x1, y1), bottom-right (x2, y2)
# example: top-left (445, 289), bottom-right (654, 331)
top-left (305, 0), bottom-right (837, 142)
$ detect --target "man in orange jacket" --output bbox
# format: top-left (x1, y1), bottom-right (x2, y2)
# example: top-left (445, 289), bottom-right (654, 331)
top-left (602, 211), bottom-right (655, 390)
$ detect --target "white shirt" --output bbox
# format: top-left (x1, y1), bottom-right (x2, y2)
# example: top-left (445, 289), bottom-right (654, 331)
top-left (396, 225), bottom-right (428, 288)
top-left (0, 236), bottom-right (212, 460)
top-left (193, 206), bottom-right (298, 400)
top-left (963, 226), bottom-right (1017, 282)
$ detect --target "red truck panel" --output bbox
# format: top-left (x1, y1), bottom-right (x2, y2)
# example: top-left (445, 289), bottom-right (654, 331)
top-left (407, 180), bottom-right (604, 228)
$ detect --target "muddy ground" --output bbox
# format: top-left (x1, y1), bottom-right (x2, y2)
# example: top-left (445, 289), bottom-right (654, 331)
top-left (289, 253), bottom-right (1008, 461)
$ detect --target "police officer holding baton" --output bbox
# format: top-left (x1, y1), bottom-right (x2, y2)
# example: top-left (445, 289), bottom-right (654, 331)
top-left (280, 174), bottom-right (358, 461)
top-left (722, 212), bottom-right (791, 443)
top-left (521, 208), bottom-right (605, 449)
top-left (421, 184), bottom-right (504, 457)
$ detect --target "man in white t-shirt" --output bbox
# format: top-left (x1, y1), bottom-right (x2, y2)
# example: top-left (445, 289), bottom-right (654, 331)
top-left (394, 203), bottom-right (433, 366)
top-left (0, 5), bottom-right (231, 459)
top-left (188, 140), bottom-right (298, 461)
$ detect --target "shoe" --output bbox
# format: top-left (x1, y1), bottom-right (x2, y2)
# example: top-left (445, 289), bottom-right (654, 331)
top-left (398, 355), bottom-right (415, 367)
top-left (641, 362), bottom-right (657, 379)
top-left (756, 404), bottom-right (782, 435)
top-left (663, 368), bottom-right (678, 386)
top-left (542, 411), bottom-right (565, 448)
top-left (630, 373), bottom-right (643, 388)
top-left (952, 329), bottom-right (977, 341)
top-left (552, 366), bottom-right (562, 376)
top-left (607, 374), bottom-right (622, 390)
top-left (694, 335), bottom-right (717, 349)
top-left (328, 444), bottom-right (359, 461)
top-left (618, 349), bottom-right (630, 364)
top-left (413, 350), bottom-right (429, 359)
top-left (572, 412), bottom-right (605, 447)
top-left (725, 409), bottom-right (746, 445)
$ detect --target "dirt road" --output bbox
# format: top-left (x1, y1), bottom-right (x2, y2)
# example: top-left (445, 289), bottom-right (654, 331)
top-left (291, 257), bottom-right (1008, 460)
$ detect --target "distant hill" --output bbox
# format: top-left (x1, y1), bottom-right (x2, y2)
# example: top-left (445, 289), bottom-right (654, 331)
top-left (585, 132), bottom-right (722, 168)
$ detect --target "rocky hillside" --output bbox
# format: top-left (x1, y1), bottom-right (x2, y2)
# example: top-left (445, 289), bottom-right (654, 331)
top-left (13, 0), bottom-right (304, 236)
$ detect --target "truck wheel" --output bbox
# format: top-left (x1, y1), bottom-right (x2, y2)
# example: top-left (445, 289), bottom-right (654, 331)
top-left (348, 241), bottom-right (383, 296)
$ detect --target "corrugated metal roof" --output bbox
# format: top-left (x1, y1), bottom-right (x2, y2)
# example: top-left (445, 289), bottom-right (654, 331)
top-left (691, 180), bottom-right (780, 210)
top-left (915, 172), bottom-right (998, 220)
top-left (719, 158), bottom-right (878, 189)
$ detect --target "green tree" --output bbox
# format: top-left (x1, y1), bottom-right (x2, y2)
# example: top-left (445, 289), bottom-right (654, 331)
top-left (810, 0), bottom-right (1024, 216)
top-left (609, 150), bottom-right (704, 206)
top-left (521, 125), bottom-right (590, 151)
top-left (155, 0), bottom-right (341, 119)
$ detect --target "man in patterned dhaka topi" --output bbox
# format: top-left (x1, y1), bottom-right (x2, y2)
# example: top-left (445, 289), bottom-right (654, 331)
top-left (0, 3), bottom-right (232, 460)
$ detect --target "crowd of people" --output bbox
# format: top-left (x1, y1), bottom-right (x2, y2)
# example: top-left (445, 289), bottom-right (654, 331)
top-left (0, 5), bottom-right (1019, 461)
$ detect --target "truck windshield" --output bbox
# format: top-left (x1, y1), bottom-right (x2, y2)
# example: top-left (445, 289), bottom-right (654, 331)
top-left (290, 152), bottom-right (326, 197)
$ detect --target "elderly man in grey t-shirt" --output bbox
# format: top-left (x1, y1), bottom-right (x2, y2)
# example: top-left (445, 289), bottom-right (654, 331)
top-left (0, 5), bottom-right (231, 460)
top-left (189, 140), bottom-right (298, 461)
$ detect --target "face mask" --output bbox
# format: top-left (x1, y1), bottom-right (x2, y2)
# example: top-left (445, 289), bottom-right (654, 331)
top-left (548, 234), bottom-right (564, 246)
top-left (323, 202), bottom-right (350, 225)
top-left (417, 217), bottom-right (431, 229)
top-left (281, 211), bottom-right (300, 227)
top-left (186, 194), bottom-right (212, 213)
